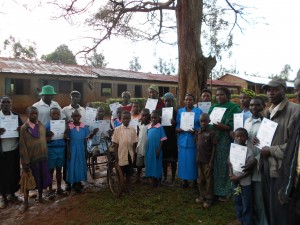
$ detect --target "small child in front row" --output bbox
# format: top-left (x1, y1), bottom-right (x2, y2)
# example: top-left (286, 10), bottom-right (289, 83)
top-left (46, 107), bottom-right (66, 198)
top-left (113, 107), bottom-right (123, 128)
top-left (229, 128), bottom-right (254, 225)
top-left (19, 106), bottom-right (52, 213)
top-left (112, 110), bottom-right (138, 195)
top-left (66, 110), bottom-right (90, 193)
top-left (135, 108), bottom-right (151, 183)
top-left (145, 110), bottom-right (167, 187)
top-left (195, 113), bottom-right (217, 208)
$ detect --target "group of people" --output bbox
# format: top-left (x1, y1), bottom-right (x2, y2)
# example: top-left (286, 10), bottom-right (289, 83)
top-left (1, 78), bottom-right (300, 225)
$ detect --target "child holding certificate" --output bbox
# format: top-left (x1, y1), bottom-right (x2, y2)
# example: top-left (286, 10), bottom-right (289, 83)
top-left (135, 108), bottom-right (150, 183)
top-left (65, 110), bottom-right (90, 194)
top-left (45, 108), bottom-right (67, 198)
top-left (19, 106), bottom-right (51, 213)
top-left (229, 128), bottom-right (254, 225)
top-left (145, 110), bottom-right (167, 187)
top-left (195, 113), bottom-right (216, 208)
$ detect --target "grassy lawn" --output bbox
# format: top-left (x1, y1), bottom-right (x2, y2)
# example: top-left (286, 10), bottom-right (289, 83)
top-left (83, 183), bottom-right (236, 225)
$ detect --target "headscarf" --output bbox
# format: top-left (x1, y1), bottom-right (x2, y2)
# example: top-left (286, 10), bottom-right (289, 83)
top-left (148, 85), bottom-right (159, 94)
top-left (240, 88), bottom-right (255, 98)
top-left (163, 92), bottom-right (174, 100)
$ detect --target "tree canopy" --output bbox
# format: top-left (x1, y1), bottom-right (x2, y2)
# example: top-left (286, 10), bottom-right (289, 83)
top-left (3, 35), bottom-right (37, 59)
top-left (53, 0), bottom-right (248, 105)
top-left (129, 56), bottom-right (142, 72)
top-left (41, 44), bottom-right (77, 65)
top-left (87, 49), bottom-right (108, 68)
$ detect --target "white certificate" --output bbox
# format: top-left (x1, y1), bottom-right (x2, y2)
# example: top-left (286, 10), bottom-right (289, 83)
top-left (98, 120), bottom-right (111, 136)
top-left (256, 118), bottom-right (278, 149)
top-left (234, 113), bottom-right (244, 131)
top-left (129, 118), bottom-right (139, 131)
top-left (209, 107), bottom-right (227, 124)
top-left (0, 115), bottom-right (19, 138)
top-left (180, 112), bottom-right (195, 131)
top-left (145, 98), bottom-right (158, 114)
top-left (230, 143), bottom-right (248, 173)
top-left (109, 102), bottom-right (122, 118)
top-left (50, 120), bottom-right (66, 140)
top-left (198, 102), bottom-right (211, 114)
top-left (85, 107), bottom-right (97, 126)
top-left (161, 107), bottom-right (173, 126)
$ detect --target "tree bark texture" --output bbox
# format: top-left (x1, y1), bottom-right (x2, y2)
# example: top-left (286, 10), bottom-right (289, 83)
top-left (176, 0), bottom-right (216, 106)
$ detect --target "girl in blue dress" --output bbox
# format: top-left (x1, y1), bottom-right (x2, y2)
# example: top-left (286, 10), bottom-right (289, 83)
top-left (145, 110), bottom-right (167, 187)
top-left (66, 110), bottom-right (89, 193)
top-left (176, 93), bottom-right (202, 188)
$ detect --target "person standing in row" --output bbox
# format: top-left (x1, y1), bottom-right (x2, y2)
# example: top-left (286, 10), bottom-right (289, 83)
top-left (33, 85), bottom-right (63, 126)
top-left (62, 91), bottom-right (86, 123)
top-left (176, 93), bottom-right (202, 189)
top-left (0, 96), bottom-right (23, 209)
top-left (208, 87), bottom-right (240, 201)
top-left (147, 85), bottom-right (165, 115)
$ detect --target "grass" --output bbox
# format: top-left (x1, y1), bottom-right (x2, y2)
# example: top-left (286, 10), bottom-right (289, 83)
top-left (82, 183), bottom-right (236, 225)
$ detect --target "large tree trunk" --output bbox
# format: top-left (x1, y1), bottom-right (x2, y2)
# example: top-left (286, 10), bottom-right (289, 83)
top-left (176, 0), bottom-right (216, 107)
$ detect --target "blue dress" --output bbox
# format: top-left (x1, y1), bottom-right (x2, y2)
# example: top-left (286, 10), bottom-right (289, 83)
top-left (176, 107), bottom-right (202, 180)
top-left (66, 125), bottom-right (89, 184)
top-left (145, 124), bottom-right (167, 179)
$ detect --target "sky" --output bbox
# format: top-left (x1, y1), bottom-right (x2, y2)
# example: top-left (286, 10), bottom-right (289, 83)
top-left (0, 0), bottom-right (299, 80)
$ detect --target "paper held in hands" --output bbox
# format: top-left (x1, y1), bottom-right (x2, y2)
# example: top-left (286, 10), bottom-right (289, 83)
top-left (0, 115), bottom-right (19, 138)
top-left (198, 102), bottom-right (211, 114)
top-left (180, 112), bottom-right (195, 131)
top-left (230, 143), bottom-right (248, 173)
top-left (233, 113), bottom-right (244, 131)
top-left (50, 120), bottom-right (66, 140)
top-left (255, 118), bottom-right (278, 149)
top-left (161, 107), bottom-right (173, 126)
top-left (209, 107), bottom-right (226, 124)
top-left (145, 98), bottom-right (158, 114)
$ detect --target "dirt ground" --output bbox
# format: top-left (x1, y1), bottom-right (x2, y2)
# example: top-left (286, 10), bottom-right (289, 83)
top-left (0, 156), bottom-right (110, 225)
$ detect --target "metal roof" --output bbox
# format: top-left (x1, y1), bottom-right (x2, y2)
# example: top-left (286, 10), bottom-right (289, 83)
top-left (222, 73), bottom-right (294, 88)
top-left (0, 57), bottom-right (95, 78)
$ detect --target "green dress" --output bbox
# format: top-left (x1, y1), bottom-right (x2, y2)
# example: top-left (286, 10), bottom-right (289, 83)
top-left (208, 101), bottom-right (240, 197)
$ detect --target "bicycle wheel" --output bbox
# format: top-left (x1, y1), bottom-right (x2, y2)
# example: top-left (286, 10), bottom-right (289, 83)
top-left (107, 163), bottom-right (124, 197)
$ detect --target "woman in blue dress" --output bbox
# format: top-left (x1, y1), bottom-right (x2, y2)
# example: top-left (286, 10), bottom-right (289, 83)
top-left (176, 93), bottom-right (202, 188)
top-left (66, 110), bottom-right (89, 193)
top-left (145, 110), bottom-right (167, 187)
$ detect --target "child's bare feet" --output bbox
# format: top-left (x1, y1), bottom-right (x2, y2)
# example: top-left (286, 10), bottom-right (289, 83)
top-left (19, 202), bottom-right (28, 214)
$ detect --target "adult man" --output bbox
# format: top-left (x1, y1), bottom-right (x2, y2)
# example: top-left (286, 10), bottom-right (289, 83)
top-left (62, 91), bottom-right (86, 123)
top-left (33, 85), bottom-right (63, 125)
top-left (278, 76), bottom-right (300, 225)
top-left (200, 89), bottom-right (212, 102)
top-left (259, 78), bottom-right (300, 225)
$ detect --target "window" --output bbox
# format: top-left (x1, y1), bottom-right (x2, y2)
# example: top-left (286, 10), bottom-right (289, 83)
top-left (40, 79), bottom-right (57, 90)
top-left (58, 80), bottom-right (72, 93)
top-left (5, 78), bottom-right (31, 95)
top-left (101, 83), bottom-right (112, 97)
top-left (134, 85), bottom-right (142, 98)
top-left (158, 86), bottom-right (170, 96)
top-left (117, 84), bottom-right (127, 97)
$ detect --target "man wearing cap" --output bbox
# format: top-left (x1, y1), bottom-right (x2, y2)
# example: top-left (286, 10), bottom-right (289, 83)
top-left (33, 85), bottom-right (64, 125)
top-left (62, 91), bottom-right (86, 123)
top-left (278, 76), bottom-right (300, 225)
top-left (258, 78), bottom-right (300, 225)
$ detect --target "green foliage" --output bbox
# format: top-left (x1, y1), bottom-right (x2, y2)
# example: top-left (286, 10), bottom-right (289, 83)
top-left (3, 35), bottom-right (37, 59)
top-left (41, 44), bottom-right (77, 65)
top-left (87, 49), bottom-right (108, 68)
top-left (153, 57), bottom-right (176, 75)
top-left (129, 56), bottom-right (141, 72)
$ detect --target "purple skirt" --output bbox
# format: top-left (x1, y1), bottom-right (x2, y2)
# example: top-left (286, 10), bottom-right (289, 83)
top-left (30, 159), bottom-right (51, 190)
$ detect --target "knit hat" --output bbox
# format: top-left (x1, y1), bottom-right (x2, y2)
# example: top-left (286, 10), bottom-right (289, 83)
top-left (163, 92), bottom-right (174, 100)
top-left (39, 85), bottom-right (57, 95)
top-left (148, 85), bottom-right (159, 94)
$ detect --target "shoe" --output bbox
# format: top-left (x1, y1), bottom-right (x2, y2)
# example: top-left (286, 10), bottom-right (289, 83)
top-left (180, 181), bottom-right (189, 189)
top-left (0, 199), bottom-right (7, 209)
top-left (195, 196), bottom-right (204, 203)
top-left (47, 191), bottom-right (56, 200)
top-left (7, 195), bottom-right (21, 203)
top-left (56, 188), bottom-right (67, 196)
top-left (203, 200), bottom-right (213, 208)
top-left (169, 180), bottom-right (175, 187)
top-left (65, 184), bottom-right (72, 192)
top-left (19, 203), bottom-right (28, 214)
